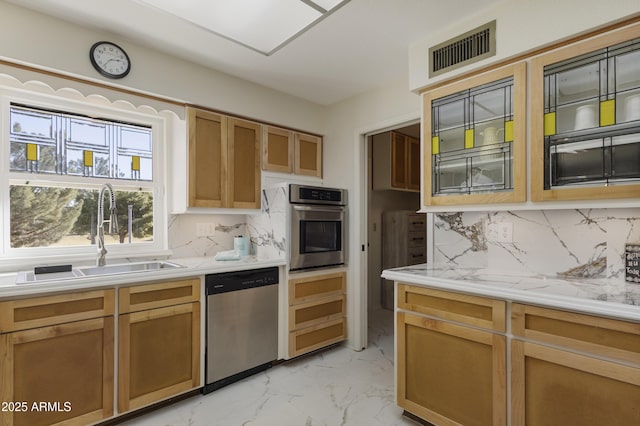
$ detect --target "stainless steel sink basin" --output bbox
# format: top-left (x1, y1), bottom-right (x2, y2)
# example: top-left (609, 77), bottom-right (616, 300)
top-left (78, 261), bottom-right (182, 276)
top-left (16, 261), bottom-right (183, 284)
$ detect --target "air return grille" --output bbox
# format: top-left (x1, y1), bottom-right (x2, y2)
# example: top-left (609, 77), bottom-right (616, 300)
top-left (429, 21), bottom-right (496, 78)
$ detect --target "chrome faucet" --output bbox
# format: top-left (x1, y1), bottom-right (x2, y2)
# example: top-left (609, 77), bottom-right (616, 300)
top-left (96, 183), bottom-right (118, 266)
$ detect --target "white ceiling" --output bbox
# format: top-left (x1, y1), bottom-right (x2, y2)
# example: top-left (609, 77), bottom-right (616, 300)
top-left (7, 0), bottom-right (500, 105)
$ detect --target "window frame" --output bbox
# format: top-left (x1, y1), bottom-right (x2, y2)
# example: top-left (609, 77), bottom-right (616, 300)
top-left (0, 87), bottom-right (169, 268)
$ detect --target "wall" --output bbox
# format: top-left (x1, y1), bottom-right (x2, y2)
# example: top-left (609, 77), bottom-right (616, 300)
top-left (409, 0), bottom-right (640, 92)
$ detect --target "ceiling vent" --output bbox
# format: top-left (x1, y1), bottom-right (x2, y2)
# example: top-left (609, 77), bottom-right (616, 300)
top-left (429, 20), bottom-right (496, 78)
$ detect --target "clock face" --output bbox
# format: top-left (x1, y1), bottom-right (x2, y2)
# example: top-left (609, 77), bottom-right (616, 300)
top-left (90, 41), bottom-right (131, 79)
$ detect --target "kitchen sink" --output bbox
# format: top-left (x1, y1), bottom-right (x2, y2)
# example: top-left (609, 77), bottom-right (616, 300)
top-left (16, 261), bottom-right (183, 284)
top-left (78, 261), bottom-right (182, 276)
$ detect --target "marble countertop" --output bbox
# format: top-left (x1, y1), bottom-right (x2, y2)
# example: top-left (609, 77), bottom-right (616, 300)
top-left (0, 256), bottom-right (287, 299)
top-left (382, 264), bottom-right (640, 322)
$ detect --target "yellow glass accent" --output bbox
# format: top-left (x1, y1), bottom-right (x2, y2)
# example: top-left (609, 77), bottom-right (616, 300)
top-left (544, 112), bottom-right (556, 136)
top-left (83, 150), bottom-right (93, 167)
top-left (26, 144), bottom-right (38, 161)
top-left (464, 129), bottom-right (474, 149)
top-left (600, 99), bottom-right (615, 126)
top-left (132, 156), bottom-right (141, 171)
top-left (431, 136), bottom-right (440, 155)
top-left (504, 120), bottom-right (514, 142)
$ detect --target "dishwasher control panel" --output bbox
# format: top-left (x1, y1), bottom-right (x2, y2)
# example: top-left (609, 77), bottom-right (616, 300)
top-left (205, 267), bottom-right (279, 295)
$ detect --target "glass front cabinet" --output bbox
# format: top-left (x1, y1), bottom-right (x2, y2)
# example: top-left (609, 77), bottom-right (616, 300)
top-left (531, 24), bottom-right (640, 201)
top-left (423, 63), bottom-right (527, 206)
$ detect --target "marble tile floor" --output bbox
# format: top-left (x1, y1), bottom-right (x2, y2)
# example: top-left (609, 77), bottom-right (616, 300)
top-left (120, 308), bottom-right (417, 426)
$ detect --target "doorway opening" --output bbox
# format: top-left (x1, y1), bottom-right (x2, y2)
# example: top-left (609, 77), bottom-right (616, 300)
top-left (365, 121), bottom-right (426, 317)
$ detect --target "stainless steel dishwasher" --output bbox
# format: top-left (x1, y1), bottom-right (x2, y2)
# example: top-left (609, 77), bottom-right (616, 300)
top-left (203, 267), bottom-right (279, 394)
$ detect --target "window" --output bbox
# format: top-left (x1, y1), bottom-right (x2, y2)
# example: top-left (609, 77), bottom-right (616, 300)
top-left (1, 88), bottom-right (167, 263)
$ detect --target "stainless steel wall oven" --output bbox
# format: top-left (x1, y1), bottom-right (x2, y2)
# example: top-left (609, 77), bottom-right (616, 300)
top-left (289, 184), bottom-right (347, 271)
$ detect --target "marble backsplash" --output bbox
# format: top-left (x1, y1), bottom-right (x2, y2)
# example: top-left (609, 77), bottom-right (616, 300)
top-left (433, 208), bottom-right (640, 280)
top-left (168, 214), bottom-right (248, 258)
top-left (168, 186), bottom-right (289, 260)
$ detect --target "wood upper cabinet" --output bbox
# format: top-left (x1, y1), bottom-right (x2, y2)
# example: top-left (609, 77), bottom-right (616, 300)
top-left (294, 132), bottom-right (322, 177)
top-left (511, 304), bottom-right (640, 425)
top-left (262, 126), bottom-right (294, 173)
top-left (118, 279), bottom-right (201, 413)
top-left (422, 62), bottom-right (527, 206)
top-left (373, 131), bottom-right (420, 192)
top-left (263, 125), bottom-right (322, 178)
top-left (0, 290), bottom-right (115, 426)
top-left (187, 107), bottom-right (261, 209)
top-left (530, 22), bottom-right (640, 202)
top-left (396, 284), bottom-right (507, 426)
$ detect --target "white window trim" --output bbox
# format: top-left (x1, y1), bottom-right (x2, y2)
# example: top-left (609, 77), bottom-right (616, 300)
top-left (0, 84), bottom-right (170, 271)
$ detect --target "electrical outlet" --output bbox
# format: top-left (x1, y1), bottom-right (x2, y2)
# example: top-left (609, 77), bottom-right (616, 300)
top-left (497, 222), bottom-right (513, 243)
top-left (486, 222), bottom-right (513, 243)
top-left (486, 223), bottom-right (499, 241)
top-left (196, 223), bottom-right (215, 237)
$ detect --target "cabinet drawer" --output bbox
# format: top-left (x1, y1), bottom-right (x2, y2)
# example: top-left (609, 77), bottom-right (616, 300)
top-left (512, 304), bottom-right (640, 366)
top-left (407, 232), bottom-right (426, 248)
top-left (407, 246), bottom-right (426, 264)
top-left (407, 214), bottom-right (426, 232)
top-left (288, 272), bottom-right (346, 305)
top-left (289, 295), bottom-right (345, 331)
top-left (289, 317), bottom-right (346, 357)
top-left (0, 289), bottom-right (115, 333)
top-left (119, 278), bottom-right (200, 314)
top-left (397, 284), bottom-right (506, 332)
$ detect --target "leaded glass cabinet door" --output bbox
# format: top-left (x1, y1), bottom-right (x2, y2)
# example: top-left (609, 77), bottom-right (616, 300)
top-left (422, 62), bottom-right (526, 206)
top-left (531, 22), bottom-right (640, 201)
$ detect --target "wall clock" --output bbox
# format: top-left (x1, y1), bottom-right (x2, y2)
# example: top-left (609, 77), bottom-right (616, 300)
top-left (89, 41), bottom-right (131, 79)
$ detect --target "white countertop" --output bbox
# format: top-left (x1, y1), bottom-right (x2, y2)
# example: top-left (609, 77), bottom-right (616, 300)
top-left (0, 256), bottom-right (287, 299)
top-left (382, 264), bottom-right (640, 322)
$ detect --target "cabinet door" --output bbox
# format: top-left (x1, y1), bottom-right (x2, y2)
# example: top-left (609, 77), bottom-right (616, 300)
top-left (511, 340), bottom-right (640, 426)
top-left (263, 126), bottom-right (294, 173)
top-left (0, 318), bottom-right (114, 426)
top-left (397, 311), bottom-right (506, 426)
top-left (423, 62), bottom-right (527, 206)
top-left (530, 22), bottom-right (640, 201)
top-left (407, 136), bottom-right (421, 191)
top-left (118, 302), bottom-right (200, 413)
top-left (187, 107), bottom-right (226, 208)
top-left (294, 133), bottom-right (322, 177)
top-left (391, 132), bottom-right (408, 189)
top-left (228, 118), bottom-right (261, 209)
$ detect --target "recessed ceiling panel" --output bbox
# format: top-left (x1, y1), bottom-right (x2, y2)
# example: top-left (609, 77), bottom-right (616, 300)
top-left (136, 0), bottom-right (348, 55)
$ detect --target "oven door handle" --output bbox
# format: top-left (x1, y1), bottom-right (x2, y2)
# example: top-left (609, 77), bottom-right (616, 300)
top-left (291, 205), bottom-right (345, 213)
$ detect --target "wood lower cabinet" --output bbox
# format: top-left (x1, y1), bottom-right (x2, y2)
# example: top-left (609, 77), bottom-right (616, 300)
top-left (288, 270), bottom-right (346, 357)
top-left (511, 303), bottom-right (640, 426)
top-left (0, 290), bottom-right (115, 426)
top-left (118, 279), bottom-right (200, 413)
top-left (396, 284), bottom-right (507, 426)
top-left (187, 107), bottom-right (261, 209)
top-left (395, 284), bottom-right (640, 426)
